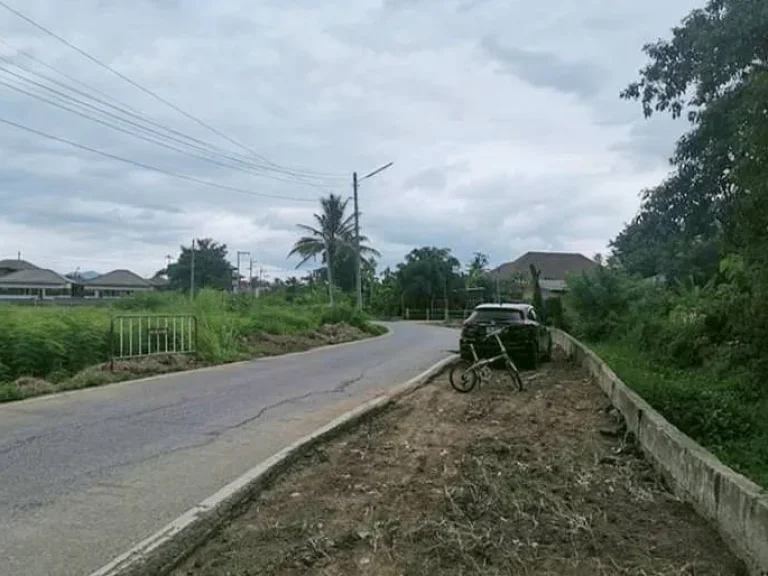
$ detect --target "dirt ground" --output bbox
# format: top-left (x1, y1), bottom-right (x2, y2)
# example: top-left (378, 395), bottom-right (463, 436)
top-left (248, 323), bottom-right (374, 356)
top-left (172, 353), bottom-right (746, 576)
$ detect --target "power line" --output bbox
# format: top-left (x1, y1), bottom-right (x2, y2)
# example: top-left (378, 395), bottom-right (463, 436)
top-left (0, 1), bottom-right (344, 180)
top-left (0, 68), bottom-right (341, 189)
top-left (0, 40), bottom-right (347, 184)
top-left (0, 115), bottom-right (320, 202)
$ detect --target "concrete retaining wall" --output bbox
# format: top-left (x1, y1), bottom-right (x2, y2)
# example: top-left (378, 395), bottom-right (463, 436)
top-left (553, 329), bottom-right (768, 575)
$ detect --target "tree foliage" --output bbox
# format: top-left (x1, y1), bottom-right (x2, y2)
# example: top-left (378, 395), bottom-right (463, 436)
top-left (575, 0), bottom-right (768, 388)
top-left (396, 247), bottom-right (462, 310)
top-left (287, 194), bottom-right (380, 294)
top-left (167, 238), bottom-right (233, 293)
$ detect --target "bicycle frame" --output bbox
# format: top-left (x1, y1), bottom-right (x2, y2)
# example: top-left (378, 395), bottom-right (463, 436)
top-left (467, 329), bottom-right (519, 384)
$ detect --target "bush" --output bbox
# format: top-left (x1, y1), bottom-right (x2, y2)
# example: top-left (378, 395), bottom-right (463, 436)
top-left (320, 304), bottom-right (370, 332)
top-left (566, 267), bottom-right (634, 340)
top-left (543, 297), bottom-right (567, 329)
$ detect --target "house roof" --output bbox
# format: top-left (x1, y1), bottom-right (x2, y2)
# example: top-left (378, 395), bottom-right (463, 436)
top-left (0, 258), bottom-right (39, 272)
top-left (490, 251), bottom-right (598, 281)
top-left (149, 275), bottom-right (169, 288)
top-left (85, 269), bottom-right (152, 288)
top-left (0, 268), bottom-right (71, 287)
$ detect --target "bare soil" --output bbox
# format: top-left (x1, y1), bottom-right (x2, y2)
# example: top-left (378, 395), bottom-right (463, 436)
top-left (173, 353), bottom-right (745, 576)
top-left (248, 323), bottom-right (373, 356)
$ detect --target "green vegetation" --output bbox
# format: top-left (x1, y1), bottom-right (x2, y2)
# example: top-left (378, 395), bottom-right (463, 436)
top-left (0, 290), bottom-right (382, 402)
top-left (591, 341), bottom-right (768, 488)
top-left (566, 0), bottom-right (768, 488)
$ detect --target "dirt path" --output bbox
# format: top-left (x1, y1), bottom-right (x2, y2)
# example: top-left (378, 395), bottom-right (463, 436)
top-left (173, 354), bottom-right (745, 576)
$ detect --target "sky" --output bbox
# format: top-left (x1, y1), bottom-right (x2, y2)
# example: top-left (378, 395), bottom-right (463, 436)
top-left (0, 0), bottom-right (703, 279)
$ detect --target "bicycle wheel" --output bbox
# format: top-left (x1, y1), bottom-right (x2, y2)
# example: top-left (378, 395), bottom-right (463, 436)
top-left (449, 361), bottom-right (478, 393)
top-left (505, 358), bottom-right (524, 391)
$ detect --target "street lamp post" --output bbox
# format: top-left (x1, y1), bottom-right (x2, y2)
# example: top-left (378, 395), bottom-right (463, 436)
top-left (353, 161), bottom-right (393, 311)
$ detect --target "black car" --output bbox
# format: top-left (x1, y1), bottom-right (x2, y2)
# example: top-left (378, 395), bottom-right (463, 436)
top-left (459, 303), bottom-right (552, 368)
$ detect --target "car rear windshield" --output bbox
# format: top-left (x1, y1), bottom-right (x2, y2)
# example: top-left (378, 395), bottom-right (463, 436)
top-left (466, 309), bottom-right (524, 324)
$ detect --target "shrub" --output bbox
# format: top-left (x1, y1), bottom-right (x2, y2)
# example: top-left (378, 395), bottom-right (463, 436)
top-left (320, 304), bottom-right (370, 331)
top-left (566, 267), bottom-right (634, 340)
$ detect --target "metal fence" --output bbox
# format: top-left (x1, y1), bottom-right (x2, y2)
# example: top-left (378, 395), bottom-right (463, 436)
top-left (403, 308), bottom-right (471, 321)
top-left (110, 314), bottom-right (197, 367)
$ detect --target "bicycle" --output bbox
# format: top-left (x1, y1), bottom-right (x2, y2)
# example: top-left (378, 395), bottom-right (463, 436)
top-left (449, 326), bottom-right (524, 393)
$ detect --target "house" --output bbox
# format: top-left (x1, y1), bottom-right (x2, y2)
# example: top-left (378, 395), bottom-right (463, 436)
top-left (489, 251), bottom-right (599, 299)
top-left (0, 258), bottom-right (39, 278)
top-left (0, 267), bottom-right (72, 299)
top-left (83, 269), bottom-right (153, 298)
top-left (149, 274), bottom-right (170, 290)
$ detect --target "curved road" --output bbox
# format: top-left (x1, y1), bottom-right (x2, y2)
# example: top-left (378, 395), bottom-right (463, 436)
top-left (0, 322), bottom-right (457, 576)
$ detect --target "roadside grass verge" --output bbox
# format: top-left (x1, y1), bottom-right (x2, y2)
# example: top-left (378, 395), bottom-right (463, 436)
top-left (0, 290), bottom-right (385, 403)
top-left (590, 341), bottom-right (768, 489)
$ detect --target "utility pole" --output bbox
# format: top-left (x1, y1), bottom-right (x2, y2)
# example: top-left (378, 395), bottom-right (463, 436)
top-left (353, 171), bottom-right (362, 310)
top-left (325, 236), bottom-right (335, 306)
top-left (249, 259), bottom-right (254, 293)
top-left (235, 251), bottom-right (250, 293)
top-left (190, 238), bottom-right (196, 300)
top-left (353, 161), bottom-right (393, 311)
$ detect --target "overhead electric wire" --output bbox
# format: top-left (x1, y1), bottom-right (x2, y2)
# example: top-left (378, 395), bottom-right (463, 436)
top-left (0, 44), bottom-right (346, 185)
top-left (0, 68), bottom-right (339, 190)
top-left (0, 0), bottom-right (344, 180)
top-left (0, 115), bottom-right (321, 202)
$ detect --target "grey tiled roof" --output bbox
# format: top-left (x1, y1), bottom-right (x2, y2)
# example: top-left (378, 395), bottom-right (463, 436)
top-left (0, 268), bottom-right (71, 287)
top-left (0, 258), bottom-right (39, 272)
top-left (490, 251), bottom-right (598, 281)
top-left (85, 269), bottom-right (152, 288)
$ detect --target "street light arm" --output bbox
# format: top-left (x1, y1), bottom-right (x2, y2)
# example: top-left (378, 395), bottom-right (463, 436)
top-left (361, 161), bottom-right (394, 181)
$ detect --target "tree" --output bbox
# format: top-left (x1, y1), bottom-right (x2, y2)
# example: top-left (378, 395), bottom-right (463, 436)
top-left (287, 194), bottom-right (380, 295)
top-left (616, 0), bottom-right (768, 379)
top-left (467, 252), bottom-right (489, 286)
top-left (396, 246), bottom-right (461, 310)
top-left (620, 0), bottom-right (768, 262)
top-left (167, 238), bottom-right (234, 293)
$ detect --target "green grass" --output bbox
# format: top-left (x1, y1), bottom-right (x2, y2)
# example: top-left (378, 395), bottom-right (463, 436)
top-left (590, 341), bottom-right (768, 489)
top-left (0, 290), bottom-right (382, 402)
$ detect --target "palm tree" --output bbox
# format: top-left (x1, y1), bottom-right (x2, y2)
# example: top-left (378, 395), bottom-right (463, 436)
top-left (287, 194), bottom-right (380, 299)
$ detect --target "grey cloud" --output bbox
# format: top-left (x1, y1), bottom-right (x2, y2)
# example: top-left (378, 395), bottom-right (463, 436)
top-left (0, 0), bottom-right (691, 276)
top-left (481, 37), bottom-right (604, 99)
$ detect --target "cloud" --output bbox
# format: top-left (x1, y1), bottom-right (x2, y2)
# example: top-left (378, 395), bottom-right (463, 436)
top-left (0, 0), bottom-right (704, 280)
top-left (481, 38), bottom-right (603, 99)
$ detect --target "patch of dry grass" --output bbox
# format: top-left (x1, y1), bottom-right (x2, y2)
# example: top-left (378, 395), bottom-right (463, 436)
top-left (173, 356), bottom-right (746, 576)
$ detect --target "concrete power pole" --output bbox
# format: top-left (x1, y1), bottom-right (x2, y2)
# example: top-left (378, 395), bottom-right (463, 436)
top-left (353, 161), bottom-right (393, 312)
top-left (190, 238), bottom-right (195, 300)
top-left (353, 171), bottom-right (362, 311)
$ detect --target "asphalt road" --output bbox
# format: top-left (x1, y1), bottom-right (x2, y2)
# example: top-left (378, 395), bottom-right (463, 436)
top-left (0, 322), bottom-right (457, 576)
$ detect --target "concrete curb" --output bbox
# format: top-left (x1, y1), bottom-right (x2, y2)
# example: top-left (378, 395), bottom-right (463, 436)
top-left (88, 353), bottom-right (459, 576)
top-left (553, 329), bottom-right (768, 576)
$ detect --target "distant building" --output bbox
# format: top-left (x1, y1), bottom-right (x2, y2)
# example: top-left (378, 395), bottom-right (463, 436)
top-left (83, 269), bottom-right (154, 298)
top-left (489, 251), bottom-right (599, 299)
top-left (0, 267), bottom-right (72, 299)
top-left (0, 258), bottom-right (38, 278)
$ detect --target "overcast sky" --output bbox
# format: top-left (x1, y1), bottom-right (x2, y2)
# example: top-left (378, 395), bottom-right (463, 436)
top-left (0, 0), bottom-right (702, 279)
